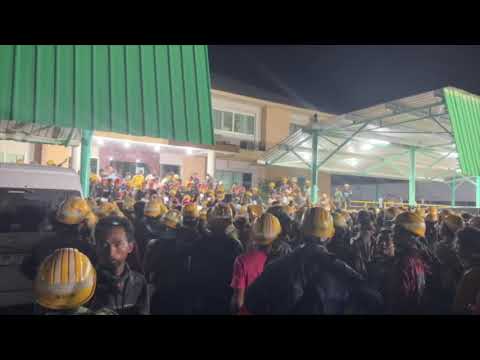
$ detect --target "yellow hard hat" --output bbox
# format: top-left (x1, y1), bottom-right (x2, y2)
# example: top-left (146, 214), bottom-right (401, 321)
top-left (84, 211), bottom-right (98, 229)
top-left (333, 212), bottom-right (348, 229)
top-left (268, 182), bottom-right (276, 190)
top-left (426, 207), bottom-right (439, 222)
top-left (252, 213), bottom-right (282, 245)
top-left (169, 189), bottom-right (177, 197)
top-left (56, 197), bottom-right (91, 225)
top-left (183, 203), bottom-right (199, 219)
top-left (394, 212), bottom-right (426, 238)
top-left (34, 248), bottom-right (96, 310)
top-left (302, 207), bottom-right (335, 239)
top-left (245, 191), bottom-right (253, 198)
top-left (248, 204), bottom-right (263, 218)
top-left (443, 214), bottom-right (464, 234)
top-left (144, 198), bottom-right (168, 218)
top-left (281, 177), bottom-right (288, 184)
top-left (86, 198), bottom-right (98, 212)
top-left (251, 187), bottom-right (259, 194)
top-left (46, 160), bottom-right (56, 166)
top-left (282, 205), bottom-right (296, 217)
top-left (162, 209), bottom-right (182, 229)
top-left (96, 202), bottom-right (124, 219)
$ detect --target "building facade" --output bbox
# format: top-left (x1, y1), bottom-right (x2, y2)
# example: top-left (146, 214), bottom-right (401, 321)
top-left (0, 86), bottom-right (334, 195)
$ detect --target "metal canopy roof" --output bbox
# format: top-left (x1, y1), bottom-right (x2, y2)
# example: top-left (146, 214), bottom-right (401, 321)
top-left (259, 87), bottom-right (480, 183)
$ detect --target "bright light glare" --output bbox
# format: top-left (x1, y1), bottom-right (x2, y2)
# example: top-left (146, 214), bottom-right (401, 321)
top-left (456, 168), bottom-right (461, 173)
top-left (187, 148), bottom-right (193, 155)
top-left (345, 158), bottom-right (359, 167)
top-left (448, 152), bottom-right (458, 159)
top-left (360, 144), bottom-right (374, 151)
top-left (96, 138), bottom-right (105, 146)
top-left (154, 145), bottom-right (161, 151)
top-left (124, 142), bottom-right (131, 148)
top-left (368, 139), bottom-right (390, 145)
top-left (136, 159), bottom-right (140, 163)
top-left (109, 157), bottom-right (113, 161)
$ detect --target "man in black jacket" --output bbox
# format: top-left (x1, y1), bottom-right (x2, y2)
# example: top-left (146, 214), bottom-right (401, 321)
top-left (90, 216), bottom-right (149, 315)
top-left (244, 207), bottom-right (383, 315)
top-left (190, 203), bottom-right (244, 314)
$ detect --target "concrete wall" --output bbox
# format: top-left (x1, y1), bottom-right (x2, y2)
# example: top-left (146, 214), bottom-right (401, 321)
top-left (183, 155), bottom-right (206, 182)
top-left (262, 106), bottom-right (293, 150)
top-left (349, 180), bottom-right (476, 204)
top-left (41, 144), bottom-right (71, 167)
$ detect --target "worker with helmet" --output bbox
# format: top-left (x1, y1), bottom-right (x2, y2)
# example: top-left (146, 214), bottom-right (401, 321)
top-left (143, 209), bottom-right (187, 314)
top-left (327, 211), bottom-right (354, 265)
top-left (33, 248), bottom-right (116, 315)
top-left (90, 216), bottom-right (149, 315)
top-left (189, 203), bottom-right (243, 314)
top-left (22, 197), bottom-right (97, 281)
top-left (433, 214), bottom-right (465, 312)
top-left (351, 210), bottom-right (376, 277)
top-left (383, 211), bottom-right (437, 314)
top-left (230, 213), bottom-right (284, 314)
top-left (244, 207), bottom-right (382, 314)
top-left (135, 197), bottom-right (168, 260)
top-left (453, 227), bottom-right (480, 314)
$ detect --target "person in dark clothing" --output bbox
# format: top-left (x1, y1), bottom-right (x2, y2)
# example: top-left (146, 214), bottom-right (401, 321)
top-left (327, 212), bottom-right (353, 266)
top-left (144, 209), bottom-right (192, 315)
top-left (21, 197), bottom-right (97, 281)
top-left (135, 198), bottom-right (167, 261)
top-left (433, 214), bottom-right (464, 313)
top-left (90, 216), bottom-right (149, 315)
top-left (267, 205), bottom-right (301, 249)
top-left (425, 207), bottom-right (439, 251)
top-left (367, 229), bottom-right (395, 296)
top-left (384, 212), bottom-right (435, 314)
top-left (190, 203), bottom-right (244, 314)
top-left (244, 207), bottom-right (383, 315)
top-left (351, 210), bottom-right (376, 277)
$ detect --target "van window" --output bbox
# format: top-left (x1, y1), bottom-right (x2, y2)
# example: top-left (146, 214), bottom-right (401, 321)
top-left (0, 189), bottom-right (81, 233)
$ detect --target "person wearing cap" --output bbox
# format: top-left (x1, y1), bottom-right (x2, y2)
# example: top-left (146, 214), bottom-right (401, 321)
top-left (384, 212), bottom-right (436, 314)
top-left (189, 203), bottom-right (243, 314)
top-left (34, 248), bottom-right (116, 315)
top-left (433, 214), bottom-right (464, 312)
top-left (244, 207), bottom-right (383, 314)
top-left (143, 209), bottom-right (187, 314)
top-left (267, 204), bottom-right (300, 249)
top-left (230, 213), bottom-right (287, 314)
top-left (452, 227), bottom-right (480, 314)
top-left (131, 169), bottom-right (145, 192)
top-left (22, 197), bottom-right (97, 281)
top-left (90, 216), bottom-right (149, 315)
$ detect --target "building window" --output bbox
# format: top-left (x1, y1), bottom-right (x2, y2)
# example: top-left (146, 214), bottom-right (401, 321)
top-left (1, 152), bottom-right (25, 163)
top-left (216, 170), bottom-right (252, 190)
top-left (213, 109), bottom-right (255, 136)
top-left (289, 123), bottom-right (305, 135)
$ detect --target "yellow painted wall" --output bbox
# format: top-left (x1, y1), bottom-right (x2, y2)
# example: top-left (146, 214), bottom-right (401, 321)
top-left (41, 145), bottom-right (71, 167)
top-left (183, 155), bottom-right (207, 182)
top-left (262, 106), bottom-right (293, 150)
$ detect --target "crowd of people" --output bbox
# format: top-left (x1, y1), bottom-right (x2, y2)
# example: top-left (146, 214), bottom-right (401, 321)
top-left (21, 171), bottom-right (480, 315)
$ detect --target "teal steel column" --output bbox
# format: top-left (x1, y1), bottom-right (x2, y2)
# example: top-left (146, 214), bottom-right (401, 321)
top-left (311, 130), bottom-right (319, 205)
top-left (80, 129), bottom-right (93, 197)
top-left (409, 147), bottom-right (416, 207)
top-left (375, 183), bottom-right (379, 204)
top-left (451, 175), bottom-right (456, 207)
top-left (476, 176), bottom-right (480, 209)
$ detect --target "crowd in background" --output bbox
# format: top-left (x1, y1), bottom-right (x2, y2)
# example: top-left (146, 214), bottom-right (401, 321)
top-left (21, 169), bottom-right (480, 315)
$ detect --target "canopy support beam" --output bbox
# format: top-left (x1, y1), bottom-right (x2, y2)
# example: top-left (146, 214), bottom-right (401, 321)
top-left (310, 130), bottom-right (319, 204)
top-left (451, 175), bottom-right (456, 207)
top-left (477, 176), bottom-right (480, 209)
top-left (80, 129), bottom-right (93, 197)
top-left (409, 147), bottom-right (416, 207)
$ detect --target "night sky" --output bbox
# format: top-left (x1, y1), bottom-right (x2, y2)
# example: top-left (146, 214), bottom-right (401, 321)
top-left (208, 45), bottom-right (480, 114)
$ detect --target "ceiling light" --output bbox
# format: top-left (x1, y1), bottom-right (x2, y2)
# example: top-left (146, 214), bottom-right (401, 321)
top-left (360, 144), bottom-right (374, 151)
top-left (368, 139), bottom-right (390, 145)
top-left (96, 138), bottom-right (104, 146)
top-left (109, 157), bottom-right (113, 161)
top-left (345, 158), bottom-right (359, 167)
top-left (124, 142), bottom-right (131, 148)
top-left (136, 159), bottom-right (140, 163)
top-left (448, 152), bottom-right (458, 159)
top-left (154, 145), bottom-right (161, 152)
top-left (186, 148), bottom-right (193, 155)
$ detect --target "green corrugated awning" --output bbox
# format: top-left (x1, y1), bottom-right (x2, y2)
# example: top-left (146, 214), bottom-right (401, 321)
top-left (444, 87), bottom-right (480, 176)
top-left (0, 45), bottom-right (214, 145)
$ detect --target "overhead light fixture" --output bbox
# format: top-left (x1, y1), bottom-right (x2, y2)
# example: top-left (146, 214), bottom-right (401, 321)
top-left (96, 138), bottom-right (104, 146)
top-left (456, 168), bottom-right (461, 174)
top-left (124, 142), bottom-right (131, 149)
top-left (360, 143), bottom-right (374, 151)
top-left (186, 148), bottom-right (193, 155)
top-left (109, 157), bottom-right (113, 161)
top-left (345, 158), bottom-right (359, 167)
top-left (136, 159), bottom-right (141, 163)
top-left (154, 145), bottom-right (160, 152)
top-left (448, 152), bottom-right (458, 159)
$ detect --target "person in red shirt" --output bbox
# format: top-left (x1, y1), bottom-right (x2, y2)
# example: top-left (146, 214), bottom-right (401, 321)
top-left (230, 213), bottom-right (282, 314)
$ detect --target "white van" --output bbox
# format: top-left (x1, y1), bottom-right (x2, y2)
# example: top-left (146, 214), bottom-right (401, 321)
top-left (0, 163), bottom-right (82, 313)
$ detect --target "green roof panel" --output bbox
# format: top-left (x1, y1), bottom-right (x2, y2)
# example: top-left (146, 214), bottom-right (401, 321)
top-left (0, 45), bottom-right (214, 145)
top-left (444, 87), bottom-right (480, 176)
